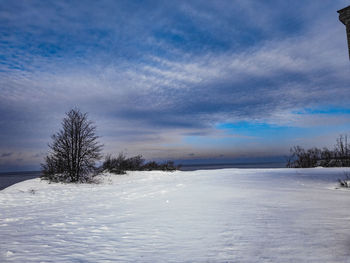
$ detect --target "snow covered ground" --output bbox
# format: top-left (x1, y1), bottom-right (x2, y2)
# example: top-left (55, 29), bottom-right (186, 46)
top-left (1, 168), bottom-right (350, 262)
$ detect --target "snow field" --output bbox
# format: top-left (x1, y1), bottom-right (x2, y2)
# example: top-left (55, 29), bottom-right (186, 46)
top-left (1, 168), bottom-right (350, 262)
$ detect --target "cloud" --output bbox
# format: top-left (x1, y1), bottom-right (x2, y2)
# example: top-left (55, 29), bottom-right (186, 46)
top-left (0, 0), bottom-right (350, 169)
top-left (1, 152), bottom-right (13, 158)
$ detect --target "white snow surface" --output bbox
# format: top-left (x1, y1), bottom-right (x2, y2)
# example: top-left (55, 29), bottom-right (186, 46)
top-left (1, 168), bottom-right (350, 262)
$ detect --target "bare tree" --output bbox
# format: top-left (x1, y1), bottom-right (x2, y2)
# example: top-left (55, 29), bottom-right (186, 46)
top-left (287, 134), bottom-right (350, 168)
top-left (286, 146), bottom-right (321, 168)
top-left (335, 134), bottom-right (350, 166)
top-left (42, 109), bottom-right (103, 182)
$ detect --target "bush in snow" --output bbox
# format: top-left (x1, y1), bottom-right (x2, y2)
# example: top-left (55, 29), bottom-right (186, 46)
top-left (102, 153), bottom-right (180, 174)
top-left (41, 108), bottom-right (103, 183)
top-left (102, 153), bottom-right (142, 174)
top-left (338, 172), bottom-right (350, 188)
top-left (287, 134), bottom-right (350, 168)
top-left (142, 160), bottom-right (178, 171)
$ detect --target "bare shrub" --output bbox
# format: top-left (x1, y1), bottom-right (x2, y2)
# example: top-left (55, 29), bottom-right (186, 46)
top-left (338, 172), bottom-right (350, 188)
top-left (287, 134), bottom-right (350, 168)
top-left (102, 153), bottom-right (179, 174)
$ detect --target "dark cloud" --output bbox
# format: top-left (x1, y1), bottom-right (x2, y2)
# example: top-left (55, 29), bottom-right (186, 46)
top-left (1, 152), bottom-right (13, 158)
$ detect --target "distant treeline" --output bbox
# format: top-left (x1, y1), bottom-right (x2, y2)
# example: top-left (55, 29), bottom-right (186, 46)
top-left (102, 153), bottom-right (180, 174)
top-left (287, 134), bottom-right (350, 168)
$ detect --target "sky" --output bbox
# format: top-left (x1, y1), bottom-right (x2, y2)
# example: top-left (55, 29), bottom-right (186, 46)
top-left (0, 0), bottom-right (350, 171)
